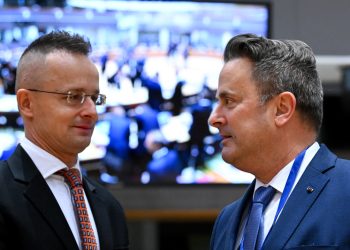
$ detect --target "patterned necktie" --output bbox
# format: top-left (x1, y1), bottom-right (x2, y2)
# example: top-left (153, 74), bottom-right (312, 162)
top-left (243, 186), bottom-right (276, 250)
top-left (57, 168), bottom-right (98, 250)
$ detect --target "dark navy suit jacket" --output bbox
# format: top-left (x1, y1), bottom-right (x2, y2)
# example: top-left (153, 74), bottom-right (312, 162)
top-left (0, 145), bottom-right (129, 250)
top-left (211, 144), bottom-right (350, 250)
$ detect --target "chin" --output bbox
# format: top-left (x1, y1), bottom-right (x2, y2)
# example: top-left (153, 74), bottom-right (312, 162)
top-left (72, 140), bottom-right (91, 153)
top-left (221, 151), bottom-right (235, 165)
top-left (221, 153), bottom-right (233, 164)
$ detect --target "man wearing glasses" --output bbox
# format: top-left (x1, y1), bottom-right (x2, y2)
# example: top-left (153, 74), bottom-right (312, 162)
top-left (0, 31), bottom-right (129, 250)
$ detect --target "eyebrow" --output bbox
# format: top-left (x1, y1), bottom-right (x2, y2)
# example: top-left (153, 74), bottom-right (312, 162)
top-left (216, 90), bottom-right (236, 99)
top-left (63, 88), bottom-right (100, 94)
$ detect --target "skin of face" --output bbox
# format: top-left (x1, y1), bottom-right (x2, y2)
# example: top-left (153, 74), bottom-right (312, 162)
top-left (17, 51), bottom-right (100, 166)
top-left (208, 57), bottom-right (278, 176)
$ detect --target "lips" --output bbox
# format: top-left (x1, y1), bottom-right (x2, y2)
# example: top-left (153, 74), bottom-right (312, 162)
top-left (219, 133), bottom-right (231, 139)
top-left (219, 133), bottom-right (232, 144)
top-left (74, 124), bottom-right (94, 130)
top-left (73, 124), bottom-right (95, 134)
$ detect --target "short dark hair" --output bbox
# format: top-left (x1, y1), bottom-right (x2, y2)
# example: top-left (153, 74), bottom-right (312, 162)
top-left (15, 30), bottom-right (92, 91)
top-left (223, 33), bottom-right (323, 133)
top-left (21, 30), bottom-right (91, 58)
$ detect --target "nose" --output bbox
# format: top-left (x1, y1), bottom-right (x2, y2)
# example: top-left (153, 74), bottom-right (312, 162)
top-left (208, 105), bottom-right (225, 128)
top-left (80, 96), bottom-right (98, 120)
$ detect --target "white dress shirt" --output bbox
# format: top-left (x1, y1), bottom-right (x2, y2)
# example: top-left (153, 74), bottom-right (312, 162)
top-left (20, 137), bottom-right (100, 250)
top-left (235, 142), bottom-right (320, 249)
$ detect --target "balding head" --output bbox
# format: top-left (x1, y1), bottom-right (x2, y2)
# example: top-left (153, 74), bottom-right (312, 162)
top-left (16, 52), bottom-right (46, 91)
top-left (16, 30), bottom-right (92, 92)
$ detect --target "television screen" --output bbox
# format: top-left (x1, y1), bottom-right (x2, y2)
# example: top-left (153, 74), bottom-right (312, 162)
top-left (0, 0), bottom-right (269, 184)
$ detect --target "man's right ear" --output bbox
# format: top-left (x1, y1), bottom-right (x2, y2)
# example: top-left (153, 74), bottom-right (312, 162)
top-left (16, 89), bottom-right (34, 118)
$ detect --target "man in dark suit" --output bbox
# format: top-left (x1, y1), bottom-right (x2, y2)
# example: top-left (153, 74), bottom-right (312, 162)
top-left (209, 34), bottom-right (350, 249)
top-left (0, 31), bottom-right (129, 250)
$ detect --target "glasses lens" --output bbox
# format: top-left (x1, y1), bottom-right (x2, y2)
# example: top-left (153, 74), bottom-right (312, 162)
top-left (67, 91), bottom-right (84, 105)
top-left (66, 91), bottom-right (106, 106)
top-left (95, 94), bottom-right (106, 105)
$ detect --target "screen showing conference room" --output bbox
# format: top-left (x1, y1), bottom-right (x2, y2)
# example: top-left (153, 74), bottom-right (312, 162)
top-left (0, 0), bottom-right (269, 184)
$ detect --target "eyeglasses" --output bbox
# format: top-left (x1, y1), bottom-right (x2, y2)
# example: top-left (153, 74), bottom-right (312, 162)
top-left (26, 88), bottom-right (107, 106)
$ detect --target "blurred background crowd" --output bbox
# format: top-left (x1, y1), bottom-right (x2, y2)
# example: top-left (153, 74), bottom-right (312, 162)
top-left (0, 0), bottom-right (266, 184)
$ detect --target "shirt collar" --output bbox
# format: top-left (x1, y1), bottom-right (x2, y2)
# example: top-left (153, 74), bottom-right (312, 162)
top-left (255, 142), bottom-right (320, 194)
top-left (20, 136), bottom-right (82, 179)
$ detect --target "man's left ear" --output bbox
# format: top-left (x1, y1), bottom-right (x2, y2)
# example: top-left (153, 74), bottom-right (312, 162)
top-left (274, 91), bottom-right (296, 127)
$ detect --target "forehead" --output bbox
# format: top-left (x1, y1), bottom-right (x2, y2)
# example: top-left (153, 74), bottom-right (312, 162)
top-left (42, 51), bottom-right (99, 90)
top-left (44, 50), bottom-right (93, 69)
top-left (216, 58), bottom-right (258, 97)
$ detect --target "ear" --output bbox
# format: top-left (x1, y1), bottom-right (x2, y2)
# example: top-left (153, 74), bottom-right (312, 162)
top-left (274, 91), bottom-right (296, 127)
top-left (16, 89), bottom-right (34, 118)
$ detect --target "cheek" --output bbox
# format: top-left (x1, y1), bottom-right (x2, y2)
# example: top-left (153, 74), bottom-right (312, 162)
top-left (246, 115), bottom-right (273, 145)
top-left (32, 101), bottom-right (75, 133)
top-left (228, 109), bottom-right (270, 140)
top-left (41, 110), bottom-right (72, 132)
top-left (40, 115), bottom-right (64, 134)
top-left (226, 108), bottom-right (257, 129)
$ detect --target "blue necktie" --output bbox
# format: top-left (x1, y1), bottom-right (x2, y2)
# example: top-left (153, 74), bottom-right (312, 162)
top-left (243, 186), bottom-right (276, 250)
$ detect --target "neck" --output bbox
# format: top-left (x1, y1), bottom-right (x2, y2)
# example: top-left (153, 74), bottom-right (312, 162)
top-left (25, 133), bottom-right (78, 168)
top-left (256, 140), bottom-right (314, 184)
top-left (255, 117), bottom-right (317, 183)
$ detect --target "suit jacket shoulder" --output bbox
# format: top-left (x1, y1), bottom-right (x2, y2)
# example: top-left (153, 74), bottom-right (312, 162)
top-left (211, 144), bottom-right (350, 250)
top-left (0, 145), bottom-right (129, 250)
top-left (264, 144), bottom-right (350, 249)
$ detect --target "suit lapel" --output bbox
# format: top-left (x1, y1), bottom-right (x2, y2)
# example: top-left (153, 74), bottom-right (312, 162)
top-left (8, 146), bottom-right (79, 250)
top-left (225, 183), bottom-right (255, 249)
top-left (263, 144), bottom-right (335, 249)
top-left (84, 178), bottom-right (113, 250)
top-left (24, 174), bottom-right (79, 250)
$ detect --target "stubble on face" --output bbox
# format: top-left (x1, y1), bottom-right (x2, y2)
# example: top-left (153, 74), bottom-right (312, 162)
top-left (215, 58), bottom-right (274, 175)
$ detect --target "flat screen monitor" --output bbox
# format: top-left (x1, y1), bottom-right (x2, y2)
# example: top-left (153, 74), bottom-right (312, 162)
top-left (0, 0), bottom-right (270, 185)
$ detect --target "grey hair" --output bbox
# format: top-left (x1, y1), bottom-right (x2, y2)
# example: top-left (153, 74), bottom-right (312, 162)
top-left (224, 33), bottom-right (323, 133)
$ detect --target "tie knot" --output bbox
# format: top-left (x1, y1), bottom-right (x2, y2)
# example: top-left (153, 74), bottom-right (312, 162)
top-left (253, 186), bottom-right (276, 207)
top-left (56, 168), bottom-right (82, 188)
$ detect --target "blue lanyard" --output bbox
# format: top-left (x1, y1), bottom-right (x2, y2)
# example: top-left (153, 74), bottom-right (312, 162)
top-left (272, 147), bottom-right (307, 224)
top-left (239, 147), bottom-right (308, 250)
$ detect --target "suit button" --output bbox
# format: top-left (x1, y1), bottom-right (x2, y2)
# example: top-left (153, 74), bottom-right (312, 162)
top-left (306, 186), bottom-right (314, 193)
